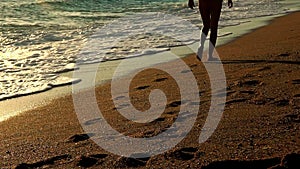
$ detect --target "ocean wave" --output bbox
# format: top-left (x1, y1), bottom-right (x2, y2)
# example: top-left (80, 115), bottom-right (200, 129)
top-left (0, 0), bottom-right (297, 101)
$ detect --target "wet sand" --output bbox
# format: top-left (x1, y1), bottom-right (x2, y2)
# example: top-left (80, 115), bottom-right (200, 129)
top-left (1, 12), bottom-right (300, 168)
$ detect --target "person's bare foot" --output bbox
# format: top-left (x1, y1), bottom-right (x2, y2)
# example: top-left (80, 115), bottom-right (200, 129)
top-left (206, 57), bottom-right (220, 62)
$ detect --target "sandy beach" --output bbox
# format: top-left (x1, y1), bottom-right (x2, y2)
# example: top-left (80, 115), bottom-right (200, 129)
top-left (1, 11), bottom-right (300, 168)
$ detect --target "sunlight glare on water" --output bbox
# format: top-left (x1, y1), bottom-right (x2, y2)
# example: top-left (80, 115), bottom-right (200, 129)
top-left (0, 0), bottom-right (295, 100)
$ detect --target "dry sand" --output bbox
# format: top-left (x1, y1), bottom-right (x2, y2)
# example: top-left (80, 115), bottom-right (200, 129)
top-left (0, 12), bottom-right (300, 169)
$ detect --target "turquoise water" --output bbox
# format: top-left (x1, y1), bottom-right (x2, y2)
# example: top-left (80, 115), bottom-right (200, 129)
top-left (0, 0), bottom-right (290, 50)
top-left (0, 0), bottom-right (296, 100)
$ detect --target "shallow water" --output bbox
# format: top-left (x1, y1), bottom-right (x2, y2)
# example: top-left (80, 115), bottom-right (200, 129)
top-left (0, 0), bottom-right (296, 100)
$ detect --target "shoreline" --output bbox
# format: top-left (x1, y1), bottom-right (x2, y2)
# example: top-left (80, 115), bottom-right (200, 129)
top-left (0, 10), bottom-right (298, 122)
top-left (1, 11), bottom-right (300, 168)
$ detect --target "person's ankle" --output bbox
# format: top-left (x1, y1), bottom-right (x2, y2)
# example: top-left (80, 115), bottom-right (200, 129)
top-left (197, 46), bottom-right (204, 60)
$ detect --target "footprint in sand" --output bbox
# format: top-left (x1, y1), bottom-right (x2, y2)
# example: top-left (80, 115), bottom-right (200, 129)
top-left (141, 129), bottom-right (157, 137)
top-left (76, 154), bottom-right (108, 168)
top-left (199, 90), bottom-right (206, 96)
top-left (258, 66), bottom-right (271, 71)
top-left (250, 97), bottom-right (275, 105)
top-left (154, 117), bottom-right (166, 122)
top-left (15, 154), bottom-right (71, 169)
top-left (114, 156), bottom-right (149, 167)
top-left (239, 79), bottom-right (262, 87)
top-left (226, 98), bottom-right (248, 104)
top-left (293, 93), bottom-right (300, 98)
top-left (240, 90), bottom-right (256, 95)
top-left (114, 103), bottom-right (130, 110)
top-left (167, 100), bottom-right (182, 107)
top-left (169, 147), bottom-right (198, 160)
top-left (213, 91), bottom-right (230, 98)
top-left (76, 156), bottom-right (99, 168)
top-left (291, 94), bottom-right (300, 108)
top-left (291, 79), bottom-right (300, 84)
top-left (114, 95), bottom-right (126, 100)
top-left (129, 152), bottom-right (151, 161)
top-left (135, 85), bottom-right (150, 90)
top-left (148, 117), bottom-right (167, 125)
top-left (89, 154), bottom-right (108, 159)
top-left (226, 90), bottom-right (237, 96)
top-left (272, 99), bottom-right (290, 107)
top-left (278, 53), bottom-right (290, 57)
top-left (153, 77), bottom-right (168, 82)
top-left (188, 64), bottom-right (198, 69)
top-left (181, 69), bottom-right (191, 74)
top-left (279, 113), bottom-right (300, 124)
top-left (176, 112), bottom-right (196, 122)
top-left (84, 118), bottom-right (101, 126)
top-left (67, 133), bottom-right (95, 143)
top-left (166, 110), bottom-right (177, 115)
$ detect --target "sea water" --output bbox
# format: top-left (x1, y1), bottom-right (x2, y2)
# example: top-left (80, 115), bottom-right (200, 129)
top-left (0, 0), bottom-right (296, 100)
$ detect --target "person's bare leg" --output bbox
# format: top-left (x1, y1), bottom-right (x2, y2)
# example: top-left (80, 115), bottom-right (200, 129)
top-left (208, 0), bottom-right (222, 60)
top-left (198, 0), bottom-right (211, 60)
